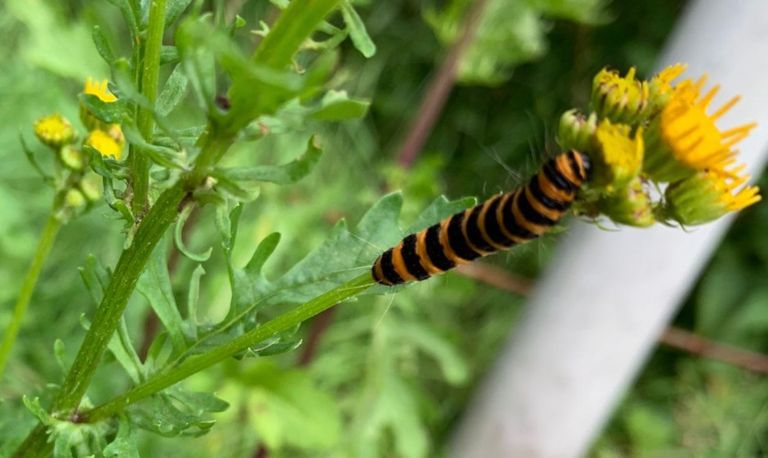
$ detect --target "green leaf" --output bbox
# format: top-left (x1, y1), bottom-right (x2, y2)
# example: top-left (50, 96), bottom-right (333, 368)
top-left (159, 45), bottom-right (180, 65)
top-left (157, 64), bottom-right (189, 116)
top-left (121, 122), bottom-right (187, 169)
top-left (175, 204), bottom-right (212, 262)
top-left (340, 1), bottom-right (376, 57)
top-left (22, 396), bottom-right (51, 425)
top-left (103, 417), bottom-right (140, 458)
top-left (78, 93), bottom-right (128, 124)
top-left (406, 195), bottom-right (475, 233)
top-left (130, 387), bottom-right (228, 437)
top-left (214, 136), bottom-right (323, 185)
top-left (137, 237), bottom-right (188, 352)
top-left (309, 90), bottom-right (370, 121)
top-left (78, 254), bottom-right (111, 305)
top-left (245, 233), bottom-right (281, 277)
top-left (238, 360), bottom-right (341, 450)
top-left (106, 0), bottom-right (140, 38)
top-left (166, 0), bottom-right (194, 27)
top-left (92, 25), bottom-right (115, 64)
top-left (111, 317), bottom-right (144, 384)
top-left (187, 265), bottom-right (205, 340)
top-left (393, 321), bottom-right (469, 385)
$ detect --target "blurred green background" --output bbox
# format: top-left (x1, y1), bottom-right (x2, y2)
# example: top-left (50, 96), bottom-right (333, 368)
top-left (1, 0), bottom-right (767, 456)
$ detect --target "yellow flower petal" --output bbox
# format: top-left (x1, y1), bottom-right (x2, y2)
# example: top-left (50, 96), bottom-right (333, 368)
top-left (84, 78), bottom-right (117, 103)
top-left (86, 129), bottom-right (123, 159)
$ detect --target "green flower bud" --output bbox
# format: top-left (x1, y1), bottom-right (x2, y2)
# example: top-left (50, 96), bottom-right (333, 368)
top-left (591, 67), bottom-right (649, 125)
top-left (558, 109), bottom-right (597, 152)
top-left (60, 145), bottom-right (85, 170)
top-left (661, 171), bottom-right (760, 225)
top-left (599, 177), bottom-right (655, 227)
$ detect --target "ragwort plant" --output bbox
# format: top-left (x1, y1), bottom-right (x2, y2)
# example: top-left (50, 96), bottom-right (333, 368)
top-left (5, 0), bottom-right (400, 455)
top-left (2, 1), bottom-right (761, 456)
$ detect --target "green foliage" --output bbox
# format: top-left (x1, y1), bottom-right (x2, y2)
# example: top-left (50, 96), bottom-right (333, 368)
top-left (425, 0), bottom-right (606, 85)
top-left (2, 0), bottom-right (767, 457)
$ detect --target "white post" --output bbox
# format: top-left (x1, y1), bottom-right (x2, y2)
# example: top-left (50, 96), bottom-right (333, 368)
top-left (449, 1), bottom-right (768, 457)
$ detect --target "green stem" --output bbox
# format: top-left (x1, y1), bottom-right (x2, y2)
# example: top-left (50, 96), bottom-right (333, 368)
top-left (83, 274), bottom-right (373, 422)
top-left (130, 0), bottom-right (167, 216)
top-left (0, 214), bottom-right (61, 379)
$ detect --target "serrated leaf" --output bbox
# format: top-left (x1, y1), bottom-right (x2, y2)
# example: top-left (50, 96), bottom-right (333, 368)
top-left (130, 387), bottom-right (228, 437)
top-left (78, 93), bottom-right (128, 124)
top-left (309, 90), bottom-right (370, 121)
top-left (340, 1), bottom-right (376, 58)
top-left (214, 136), bottom-right (323, 185)
top-left (92, 25), bottom-right (115, 64)
top-left (157, 64), bottom-right (189, 116)
top-left (137, 237), bottom-right (188, 352)
top-left (406, 195), bottom-right (475, 233)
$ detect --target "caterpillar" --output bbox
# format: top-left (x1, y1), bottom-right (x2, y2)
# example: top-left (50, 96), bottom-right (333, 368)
top-left (371, 150), bottom-right (591, 285)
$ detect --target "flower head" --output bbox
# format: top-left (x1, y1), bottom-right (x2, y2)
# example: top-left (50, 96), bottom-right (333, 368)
top-left (592, 119), bottom-right (644, 188)
top-left (34, 113), bottom-right (76, 149)
top-left (86, 129), bottom-right (123, 159)
top-left (558, 109), bottom-right (597, 152)
top-left (645, 75), bottom-right (756, 182)
top-left (591, 67), bottom-right (649, 124)
top-left (84, 78), bottom-right (117, 103)
top-left (663, 168), bottom-right (761, 225)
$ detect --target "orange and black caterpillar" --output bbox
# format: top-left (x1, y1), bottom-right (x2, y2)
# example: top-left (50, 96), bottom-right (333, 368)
top-left (372, 150), bottom-right (591, 285)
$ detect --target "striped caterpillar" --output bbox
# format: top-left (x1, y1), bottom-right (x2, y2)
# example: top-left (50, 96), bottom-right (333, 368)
top-left (371, 150), bottom-right (591, 285)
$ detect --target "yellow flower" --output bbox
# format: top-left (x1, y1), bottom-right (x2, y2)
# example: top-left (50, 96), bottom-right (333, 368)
top-left (645, 74), bottom-right (756, 182)
top-left (591, 67), bottom-right (649, 124)
top-left (86, 129), bottom-right (123, 159)
top-left (663, 169), bottom-right (761, 225)
top-left (83, 78), bottom-right (117, 103)
top-left (34, 113), bottom-right (76, 148)
top-left (592, 119), bottom-right (644, 188)
top-left (648, 63), bottom-right (686, 98)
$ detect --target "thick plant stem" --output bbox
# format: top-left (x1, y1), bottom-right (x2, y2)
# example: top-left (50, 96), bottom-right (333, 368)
top-left (83, 274), bottom-right (373, 422)
top-left (12, 182), bottom-right (188, 458)
top-left (0, 214), bottom-right (61, 379)
top-left (130, 0), bottom-right (167, 216)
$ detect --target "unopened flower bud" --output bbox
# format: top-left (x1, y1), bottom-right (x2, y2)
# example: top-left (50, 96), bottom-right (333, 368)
top-left (34, 114), bottom-right (76, 149)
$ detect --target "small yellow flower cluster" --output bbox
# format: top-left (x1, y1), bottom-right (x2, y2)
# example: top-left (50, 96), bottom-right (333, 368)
top-left (30, 78), bottom-right (126, 218)
top-left (81, 78), bottom-right (125, 160)
top-left (560, 64), bottom-right (760, 227)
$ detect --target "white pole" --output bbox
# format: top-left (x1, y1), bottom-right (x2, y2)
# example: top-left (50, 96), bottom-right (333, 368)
top-left (449, 1), bottom-right (768, 457)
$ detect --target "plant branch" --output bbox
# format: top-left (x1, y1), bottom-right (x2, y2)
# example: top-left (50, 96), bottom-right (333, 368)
top-left (130, 0), bottom-right (167, 216)
top-left (82, 274), bottom-right (373, 422)
top-left (395, 0), bottom-right (489, 168)
top-left (0, 214), bottom-right (61, 379)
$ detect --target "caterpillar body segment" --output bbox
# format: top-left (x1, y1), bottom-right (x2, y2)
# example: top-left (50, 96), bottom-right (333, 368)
top-left (372, 151), bottom-right (591, 286)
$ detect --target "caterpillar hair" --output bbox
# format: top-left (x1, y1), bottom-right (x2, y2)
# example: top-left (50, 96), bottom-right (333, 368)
top-left (371, 150), bottom-right (591, 286)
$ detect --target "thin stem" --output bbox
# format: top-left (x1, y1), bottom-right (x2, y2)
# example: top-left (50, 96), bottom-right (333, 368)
top-left (395, 0), bottom-right (489, 168)
top-left (83, 274), bottom-right (373, 422)
top-left (130, 0), bottom-right (167, 216)
top-left (0, 214), bottom-right (61, 378)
